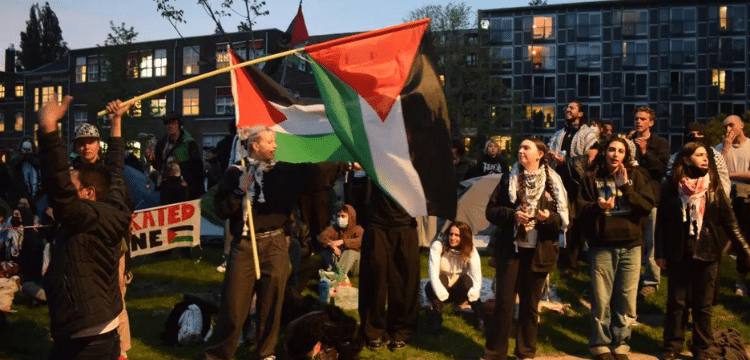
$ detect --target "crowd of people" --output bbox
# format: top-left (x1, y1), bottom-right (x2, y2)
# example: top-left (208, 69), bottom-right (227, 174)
top-left (1, 95), bottom-right (749, 360)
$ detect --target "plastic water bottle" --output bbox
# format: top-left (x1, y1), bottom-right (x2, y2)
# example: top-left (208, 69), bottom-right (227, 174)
top-left (318, 278), bottom-right (331, 305)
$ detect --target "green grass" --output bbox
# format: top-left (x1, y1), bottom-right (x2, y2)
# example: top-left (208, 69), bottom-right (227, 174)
top-left (1, 246), bottom-right (749, 359)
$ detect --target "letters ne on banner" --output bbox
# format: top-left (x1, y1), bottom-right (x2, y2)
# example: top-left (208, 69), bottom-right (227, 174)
top-left (130, 200), bottom-right (201, 258)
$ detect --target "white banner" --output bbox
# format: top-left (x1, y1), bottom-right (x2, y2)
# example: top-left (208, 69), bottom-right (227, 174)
top-left (130, 200), bottom-right (201, 258)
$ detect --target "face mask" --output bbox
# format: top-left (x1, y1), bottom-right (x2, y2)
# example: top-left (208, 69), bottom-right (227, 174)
top-left (337, 217), bottom-right (348, 229)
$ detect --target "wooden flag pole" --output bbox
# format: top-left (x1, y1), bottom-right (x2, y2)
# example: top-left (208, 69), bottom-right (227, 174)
top-left (240, 158), bottom-right (262, 280)
top-left (95, 47), bottom-right (303, 117)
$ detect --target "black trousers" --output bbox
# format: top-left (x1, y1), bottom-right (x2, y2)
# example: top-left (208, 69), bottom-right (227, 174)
top-left (48, 330), bottom-right (120, 360)
top-left (484, 248), bottom-right (548, 360)
top-left (733, 197), bottom-right (750, 274)
top-left (206, 231), bottom-right (289, 360)
top-left (425, 273), bottom-right (473, 306)
top-left (358, 224), bottom-right (419, 343)
top-left (562, 220), bottom-right (585, 271)
top-left (663, 256), bottom-right (718, 359)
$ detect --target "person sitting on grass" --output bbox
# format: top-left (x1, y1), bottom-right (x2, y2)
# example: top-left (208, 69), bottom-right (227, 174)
top-left (426, 220), bottom-right (483, 334)
top-left (318, 204), bottom-right (363, 280)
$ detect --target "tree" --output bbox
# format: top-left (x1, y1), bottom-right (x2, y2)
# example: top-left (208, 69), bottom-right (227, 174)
top-left (154, 0), bottom-right (269, 64)
top-left (18, 2), bottom-right (67, 71)
top-left (529, 0), bottom-right (548, 6)
top-left (405, 2), bottom-right (523, 154)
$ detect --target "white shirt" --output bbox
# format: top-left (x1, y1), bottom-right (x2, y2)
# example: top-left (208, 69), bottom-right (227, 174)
top-left (716, 138), bottom-right (750, 197)
top-left (428, 240), bottom-right (482, 302)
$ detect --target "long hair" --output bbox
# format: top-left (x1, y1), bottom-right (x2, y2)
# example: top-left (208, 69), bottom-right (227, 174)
top-left (442, 220), bottom-right (474, 260)
top-left (484, 138), bottom-right (501, 157)
top-left (669, 142), bottom-right (720, 193)
top-left (591, 136), bottom-right (634, 176)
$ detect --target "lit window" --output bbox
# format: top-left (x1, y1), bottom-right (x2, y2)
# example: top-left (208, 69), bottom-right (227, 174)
top-left (183, 46), bottom-right (200, 75)
top-left (620, 41), bottom-right (648, 67)
top-left (131, 100), bottom-right (142, 117)
top-left (712, 69), bottom-right (727, 94)
top-left (532, 16), bottom-right (554, 39)
top-left (34, 88), bottom-right (39, 110)
top-left (151, 96), bottom-right (167, 116)
top-left (527, 45), bottom-right (555, 69)
top-left (620, 10), bottom-right (648, 36)
top-left (154, 49), bottom-right (167, 77)
top-left (140, 50), bottom-right (153, 78)
top-left (127, 52), bottom-right (139, 78)
top-left (215, 87), bottom-right (234, 115)
top-left (526, 105), bottom-right (555, 128)
top-left (0, 113), bottom-right (4, 131)
top-left (76, 56), bottom-right (87, 83)
top-left (15, 112), bottom-right (23, 131)
top-left (183, 88), bottom-right (199, 115)
top-left (0, 84), bottom-right (4, 98)
top-left (14, 85), bottom-right (22, 97)
top-left (719, 5), bottom-right (746, 31)
top-left (216, 48), bottom-right (230, 69)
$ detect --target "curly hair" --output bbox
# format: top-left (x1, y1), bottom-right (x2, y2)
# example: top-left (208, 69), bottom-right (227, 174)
top-left (592, 136), bottom-right (634, 175)
top-left (442, 220), bottom-right (474, 261)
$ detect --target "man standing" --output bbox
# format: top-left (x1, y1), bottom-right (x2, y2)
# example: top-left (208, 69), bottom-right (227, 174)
top-left (716, 115), bottom-right (750, 296)
top-left (38, 94), bottom-right (132, 359)
top-left (630, 106), bottom-right (670, 297)
top-left (205, 126), bottom-right (355, 360)
top-left (549, 101), bottom-right (598, 275)
top-left (149, 112), bottom-right (204, 201)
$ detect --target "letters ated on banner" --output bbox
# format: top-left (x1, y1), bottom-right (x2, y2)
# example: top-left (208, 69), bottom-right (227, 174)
top-left (130, 200), bottom-right (201, 257)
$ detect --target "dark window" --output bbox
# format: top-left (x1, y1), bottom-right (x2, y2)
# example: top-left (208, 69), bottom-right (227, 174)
top-left (619, 41), bottom-right (648, 67)
top-left (720, 38), bottom-right (745, 63)
top-left (670, 39), bottom-right (696, 65)
top-left (619, 10), bottom-right (648, 36)
top-left (670, 72), bottom-right (696, 95)
top-left (577, 74), bottom-right (601, 98)
top-left (533, 76), bottom-right (555, 98)
top-left (577, 13), bottom-right (602, 38)
top-left (671, 8), bottom-right (696, 34)
top-left (489, 17), bottom-right (513, 44)
top-left (624, 73), bottom-right (648, 97)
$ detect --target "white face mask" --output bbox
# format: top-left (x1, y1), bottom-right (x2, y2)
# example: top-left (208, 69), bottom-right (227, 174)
top-left (337, 217), bottom-right (348, 229)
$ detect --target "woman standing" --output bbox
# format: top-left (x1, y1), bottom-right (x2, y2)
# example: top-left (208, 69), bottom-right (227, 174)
top-left (577, 137), bottom-right (656, 360)
top-left (656, 142), bottom-right (750, 360)
top-left (482, 138), bottom-right (568, 360)
top-left (466, 138), bottom-right (510, 179)
top-left (426, 221), bottom-right (483, 334)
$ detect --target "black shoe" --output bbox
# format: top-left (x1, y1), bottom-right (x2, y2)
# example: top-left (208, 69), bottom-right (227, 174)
top-left (429, 309), bottom-right (443, 334)
top-left (388, 340), bottom-right (406, 350)
top-left (366, 338), bottom-right (384, 351)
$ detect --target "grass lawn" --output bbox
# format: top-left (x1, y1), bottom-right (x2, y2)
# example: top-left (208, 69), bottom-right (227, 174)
top-left (1, 245), bottom-right (749, 360)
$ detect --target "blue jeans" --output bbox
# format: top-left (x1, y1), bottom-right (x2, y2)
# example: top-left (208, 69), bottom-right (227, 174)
top-left (589, 246), bottom-right (641, 356)
top-left (640, 207), bottom-right (660, 288)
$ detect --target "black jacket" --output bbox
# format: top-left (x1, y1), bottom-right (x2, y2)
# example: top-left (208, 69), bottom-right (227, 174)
top-left (39, 131), bottom-right (132, 340)
top-left (656, 181), bottom-right (750, 264)
top-left (215, 161), bottom-right (348, 237)
top-left (634, 133), bottom-right (670, 202)
top-left (486, 173), bottom-right (564, 273)
top-left (577, 167), bottom-right (656, 248)
top-left (466, 154), bottom-right (509, 180)
top-left (155, 130), bottom-right (204, 200)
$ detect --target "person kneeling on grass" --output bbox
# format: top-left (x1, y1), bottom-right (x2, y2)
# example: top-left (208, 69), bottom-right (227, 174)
top-left (318, 204), bottom-right (363, 280)
top-left (426, 220), bottom-right (483, 334)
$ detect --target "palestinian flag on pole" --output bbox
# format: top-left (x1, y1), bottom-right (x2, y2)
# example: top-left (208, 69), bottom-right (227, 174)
top-left (286, 3), bottom-right (309, 47)
top-left (304, 19), bottom-right (456, 219)
top-left (229, 49), bottom-right (353, 163)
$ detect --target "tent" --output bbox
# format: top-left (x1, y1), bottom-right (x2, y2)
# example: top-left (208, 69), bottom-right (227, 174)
top-left (435, 174), bottom-right (503, 249)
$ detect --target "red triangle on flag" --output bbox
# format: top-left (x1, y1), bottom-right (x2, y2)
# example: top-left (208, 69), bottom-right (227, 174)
top-left (229, 49), bottom-right (287, 129)
top-left (305, 19), bottom-right (429, 122)
top-left (167, 229), bottom-right (176, 244)
top-left (287, 4), bottom-right (309, 47)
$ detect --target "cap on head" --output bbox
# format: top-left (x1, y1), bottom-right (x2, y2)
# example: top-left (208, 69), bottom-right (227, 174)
top-left (163, 111), bottom-right (182, 125)
top-left (686, 122), bottom-right (705, 135)
top-left (74, 123), bottom-right (100, 141)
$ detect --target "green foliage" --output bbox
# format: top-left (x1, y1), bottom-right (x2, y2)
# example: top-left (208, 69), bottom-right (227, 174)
top-left (704, 112), bottom-right (750, 147)
top-left (18, 2), bottom-right (67, 71)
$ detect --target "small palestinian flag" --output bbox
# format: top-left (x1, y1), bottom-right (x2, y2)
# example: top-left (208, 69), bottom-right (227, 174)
top-left (167, 225), bottom-right (194, 244)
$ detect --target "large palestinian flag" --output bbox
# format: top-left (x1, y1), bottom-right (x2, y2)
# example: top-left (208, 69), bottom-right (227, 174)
top-left (231, 18), bottom-right (456, 219)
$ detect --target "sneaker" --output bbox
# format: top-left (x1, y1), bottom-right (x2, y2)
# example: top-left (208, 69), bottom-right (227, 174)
top-left (216, 260), bottom-right (227, 273)
top-left (613, 353), bottom-right (629, 360)
top-left (366, 338), bottom-right (384, 351)
top-left (639, 285), bottom-right (657, 298)
top-left (388, 340), bottom-right (406, 350)
top-left (734, 281), bottom-right (748, 296)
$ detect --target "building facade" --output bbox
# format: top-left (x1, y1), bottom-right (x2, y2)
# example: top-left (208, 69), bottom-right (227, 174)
top-left (479, 0), bottom-right (749, 151)
top-left (0, 27), bottom-right (334, 155)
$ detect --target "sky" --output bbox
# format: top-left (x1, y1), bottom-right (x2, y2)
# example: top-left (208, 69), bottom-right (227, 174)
top-left (0, 0), bottom-right (588, 70)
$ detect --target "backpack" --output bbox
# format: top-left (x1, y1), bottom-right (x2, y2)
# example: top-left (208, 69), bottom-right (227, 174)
top-left (712, 328), bottom-right (750, 360)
